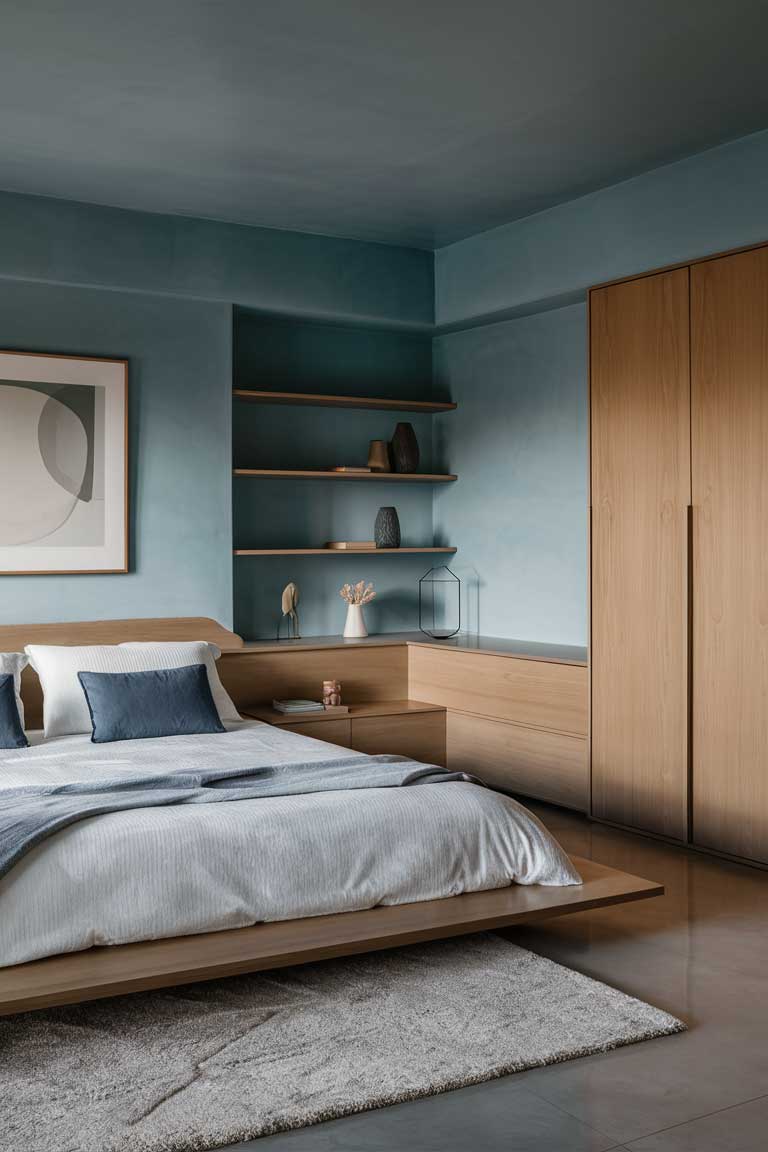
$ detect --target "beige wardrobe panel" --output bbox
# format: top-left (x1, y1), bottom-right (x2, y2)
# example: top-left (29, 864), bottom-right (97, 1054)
top-left (590, 268), bottom-right (691, 839)
top-left (691, 246), bottom-right (768, 864)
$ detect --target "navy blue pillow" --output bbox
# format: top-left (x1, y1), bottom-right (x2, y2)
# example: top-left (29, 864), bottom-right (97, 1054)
top-left (77, 664), bottom-right (226, 744)
top-left (0, 673), bottom-right (28, 749)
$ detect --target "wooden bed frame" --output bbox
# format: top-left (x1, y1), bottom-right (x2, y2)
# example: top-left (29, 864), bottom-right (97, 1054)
top-left (0, 617), bottom-right (663, 1017)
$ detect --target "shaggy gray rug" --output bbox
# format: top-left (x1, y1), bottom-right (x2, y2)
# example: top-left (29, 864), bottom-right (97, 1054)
top-left (1, 933), bottom-right (684, 1152)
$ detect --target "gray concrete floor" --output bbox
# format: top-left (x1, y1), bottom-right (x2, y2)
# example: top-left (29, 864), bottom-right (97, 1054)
top-left (223, 803), bottom-right (768, 1151)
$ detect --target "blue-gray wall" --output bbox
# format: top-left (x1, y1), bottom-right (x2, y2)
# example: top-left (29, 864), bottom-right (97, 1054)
top-left (433, 128), bottom-right (768, 645)
top-left (435, 128), bottom-right (768, 327)
top-left (0, 191), bottom-right (433, 328)
top-left (6, 126), bottom-right (768, 640)
top-left (433, 306), bottom-right (587, 644)
top-left (0, 192), bottom-right (433, 631)
top-left (0, 280), bottom-right (233, 626)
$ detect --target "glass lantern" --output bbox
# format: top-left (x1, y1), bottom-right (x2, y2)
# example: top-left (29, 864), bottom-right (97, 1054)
top-left (419, 566), bottom-right (461, 638)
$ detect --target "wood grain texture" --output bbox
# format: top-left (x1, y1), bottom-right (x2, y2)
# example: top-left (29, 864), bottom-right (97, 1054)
top-left (691, 247), bottom-right (768, 863)
top-left (244, 700), bottom-right (446, 764)
top-left (0, 617), bottom-right (243, 653)
top-left (244, 700), bottom-right (445, 725)
top-left (408, 646), bottom-right (587, 735)
top-left (233, 469), bottom-right (457, 482)
top-left (238, 632), bottom-right (586, 665)
top-left (0, 618), bottom-right (243, 731)
top-left (218, 645), bottom-right (409, 711)
top-left (233, 389), bottom-right (456, 413)
top-left (447, 711), bottom-right (588, 811)
top-left (350, 710), bottom-right (446, 766)
top-left (0, 856), bottom-right (663, 1016)
top-left (590, 269), bottom-right (691, 839)
top-left (277, 718), bottom-right (351, 745)
top-left (234, 547), bottom-right (457, 556)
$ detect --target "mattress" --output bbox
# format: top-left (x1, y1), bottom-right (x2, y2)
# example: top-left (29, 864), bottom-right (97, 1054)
top-left (0, 721), bottom-right (580, 968)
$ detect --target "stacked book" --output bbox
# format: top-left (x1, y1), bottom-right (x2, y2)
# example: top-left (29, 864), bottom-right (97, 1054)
top-left (272, 699), bottom-right (325, 714)
top-left (324, 541), bottom-right (376, 550)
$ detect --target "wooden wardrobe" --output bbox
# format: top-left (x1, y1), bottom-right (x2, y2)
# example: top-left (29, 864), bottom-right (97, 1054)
top-left (590, 243), bottom-right (768, 867)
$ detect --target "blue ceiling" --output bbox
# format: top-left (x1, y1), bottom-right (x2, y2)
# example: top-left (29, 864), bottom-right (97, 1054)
top-left (2, 0), bottom-right (768, 249)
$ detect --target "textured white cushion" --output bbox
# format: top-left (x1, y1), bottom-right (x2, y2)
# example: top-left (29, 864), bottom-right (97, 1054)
top-left (120, 641), bottom-right (222, 660)
top-left (0, 652), bottom-right (28, 729)
top-left (26, 642), bottom-right (240, 738)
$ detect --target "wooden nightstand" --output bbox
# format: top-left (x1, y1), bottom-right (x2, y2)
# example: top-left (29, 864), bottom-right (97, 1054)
top-left (243, 700), bottom-right (446, 766)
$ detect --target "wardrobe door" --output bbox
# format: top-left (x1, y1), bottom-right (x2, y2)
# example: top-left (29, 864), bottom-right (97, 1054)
top-left (591, 269), bottom-right (690, 839)
top-left (691, 246), bottom-right (768, 864)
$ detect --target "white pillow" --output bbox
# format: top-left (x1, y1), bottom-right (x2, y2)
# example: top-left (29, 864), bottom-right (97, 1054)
top-left (0, 652), bottom-right (29, 729)
top-left (120, 641), bottom-right (222, 660)
top-left (25, 641), bottom-right (240, 738)
top-left (119, 641), bottom-right (237, 720)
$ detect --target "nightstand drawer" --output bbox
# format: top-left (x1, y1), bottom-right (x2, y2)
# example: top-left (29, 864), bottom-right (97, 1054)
top-left (350, 711), bottom-right (446, 766)
top-left (279, 719), bottom-right (351, 746)
top-left (244, 701), bottom-right (446, 764)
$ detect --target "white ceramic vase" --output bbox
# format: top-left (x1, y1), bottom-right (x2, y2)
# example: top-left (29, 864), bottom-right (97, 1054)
top-left (343, 603), bottom-right (368, 638)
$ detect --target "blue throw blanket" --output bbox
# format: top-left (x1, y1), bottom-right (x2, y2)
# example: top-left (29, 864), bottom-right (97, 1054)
top-left (0, 754), bottom-right (474, 881)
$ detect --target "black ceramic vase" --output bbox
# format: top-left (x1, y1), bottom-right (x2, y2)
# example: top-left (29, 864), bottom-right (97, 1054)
top-left (374, 506), bottom-right (401, 549)
top-left (390, 422), bottom-right (419, 473)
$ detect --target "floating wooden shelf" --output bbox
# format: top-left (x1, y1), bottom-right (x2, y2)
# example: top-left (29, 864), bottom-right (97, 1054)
top-left (233, 468), bottom-right (457, 482)
top-left (233, 389), bottom-right (456, 413)
top-left (234, 547), bottom-right (457, 556)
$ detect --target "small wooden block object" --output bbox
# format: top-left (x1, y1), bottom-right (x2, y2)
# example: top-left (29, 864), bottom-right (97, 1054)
top-left (325, 541), bottom-right (377, 550)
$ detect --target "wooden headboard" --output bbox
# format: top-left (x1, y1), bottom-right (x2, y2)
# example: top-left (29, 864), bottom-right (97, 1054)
top-left (0, 617), bottom-right (244, 730)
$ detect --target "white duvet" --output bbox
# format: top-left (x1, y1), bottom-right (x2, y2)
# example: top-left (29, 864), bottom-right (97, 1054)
top-left (0, 721), bottom-right (580, 968)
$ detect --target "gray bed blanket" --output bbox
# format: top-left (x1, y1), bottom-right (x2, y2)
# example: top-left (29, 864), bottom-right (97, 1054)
top-left (0, 754), bottom-right (473, 881)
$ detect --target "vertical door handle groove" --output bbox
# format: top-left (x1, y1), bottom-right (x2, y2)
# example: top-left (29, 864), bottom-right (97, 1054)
top-left (686, 504), bottom-right (693, 843)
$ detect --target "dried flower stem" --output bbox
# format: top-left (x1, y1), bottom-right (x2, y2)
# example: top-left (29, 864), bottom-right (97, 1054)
top-left (339, 580), bottom-right (375, 606)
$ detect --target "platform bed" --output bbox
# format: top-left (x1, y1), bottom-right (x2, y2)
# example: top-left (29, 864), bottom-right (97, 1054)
top-left (0, 616), bottom-right (662, 1018)
top-left (0, 857), bottom-right (661, 1016)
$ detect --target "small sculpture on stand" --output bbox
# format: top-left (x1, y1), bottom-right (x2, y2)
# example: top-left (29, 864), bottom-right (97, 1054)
top-left (323, 680), bottom-right (342, 707)
top-left (278, 582), bottom-right (301, 640)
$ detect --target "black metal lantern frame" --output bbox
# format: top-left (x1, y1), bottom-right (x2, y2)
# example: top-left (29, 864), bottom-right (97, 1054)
top-left (419, 565), bottom-right (461, 639)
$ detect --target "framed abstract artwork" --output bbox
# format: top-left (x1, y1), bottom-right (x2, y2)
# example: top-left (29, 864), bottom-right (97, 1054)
top-left (0, 351), bottom-right (128, 574)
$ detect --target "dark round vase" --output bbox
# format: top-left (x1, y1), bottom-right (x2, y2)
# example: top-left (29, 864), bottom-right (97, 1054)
top-left (390, 422), bottom-right (419, 473)
top-left (374, 506), bottom-right (401, 549)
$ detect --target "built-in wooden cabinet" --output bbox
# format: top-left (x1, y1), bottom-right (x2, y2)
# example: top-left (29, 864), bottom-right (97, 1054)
top-left (229, 638), bottom-right (588, 810)
top-left (349, 709), bottom-right (446, 765)
top-left (447, 712), bottom-right (588, 811)
top-left (590, 268), bottom-right (691, 840)
top-left (410, 644), bottom-right (589, 811)
top-left (244, 700), bottom-right (447, 767)
top-left (279, 718), bottom-right (353, 746)
top-left (590, 242), bottom-right (768, 866)
top-left (409, 645), bottom-right (587, 736)
top-left (690, 246), bottom-right (768, 864)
